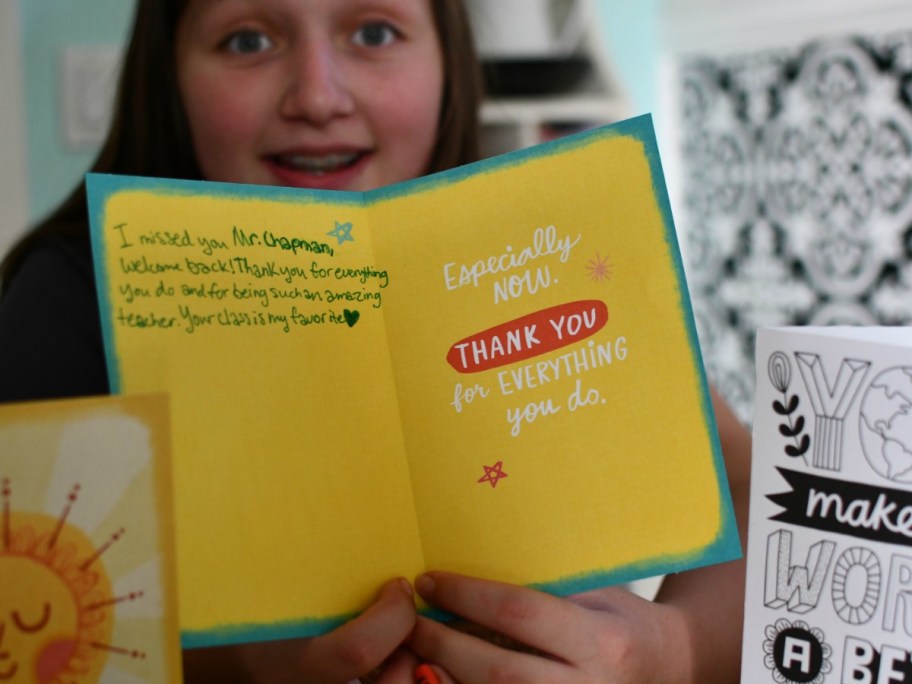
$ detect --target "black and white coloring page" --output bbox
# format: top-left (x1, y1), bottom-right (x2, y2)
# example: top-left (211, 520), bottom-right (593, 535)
top-left (742, 326), bottom-right (912, 684)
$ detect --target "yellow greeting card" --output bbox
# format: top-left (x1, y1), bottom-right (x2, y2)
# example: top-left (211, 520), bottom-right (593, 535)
top-left (0, 393), bottom-right (181, 683)
top-left (86, 114), bottom-right (740, 647)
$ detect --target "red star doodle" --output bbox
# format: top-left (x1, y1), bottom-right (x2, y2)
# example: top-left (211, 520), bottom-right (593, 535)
top-left (477, 460), bottom-right (508, 488)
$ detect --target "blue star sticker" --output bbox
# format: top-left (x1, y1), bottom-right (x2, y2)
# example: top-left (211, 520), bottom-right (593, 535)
top-left (327, 220), bottom-right (354, 245)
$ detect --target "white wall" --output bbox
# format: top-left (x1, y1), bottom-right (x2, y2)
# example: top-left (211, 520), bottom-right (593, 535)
top-left (662, 0), bottom-right (912, 54)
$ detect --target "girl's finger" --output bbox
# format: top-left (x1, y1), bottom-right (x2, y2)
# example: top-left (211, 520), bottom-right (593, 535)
top-left (409, 615), bottom-right (566, 684)
top-left (299, 578), bottom-right (416, 682)
top-left (414, 662), bottom-right (455, 684)
top-left (415, 572), bottom-right (592, 661)
top-left (374, 648), bottom-right (421, 684)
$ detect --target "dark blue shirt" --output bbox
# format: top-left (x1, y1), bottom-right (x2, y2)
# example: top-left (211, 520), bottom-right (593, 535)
top-left (0, 234), bottom-right (109, 402)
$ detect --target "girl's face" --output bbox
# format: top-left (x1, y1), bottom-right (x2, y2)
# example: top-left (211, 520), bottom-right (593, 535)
top-left (176, 0), bottom-right (444, 191)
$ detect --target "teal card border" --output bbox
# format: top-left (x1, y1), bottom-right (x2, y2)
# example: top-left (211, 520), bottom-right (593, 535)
top-left (86, 113), bottom-right (742, 649)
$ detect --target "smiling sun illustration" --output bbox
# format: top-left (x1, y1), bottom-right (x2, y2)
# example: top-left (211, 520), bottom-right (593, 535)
top-left (0, 398), bottom-right (182, 684)
top-left (1, 479), bottom-right (144, 684)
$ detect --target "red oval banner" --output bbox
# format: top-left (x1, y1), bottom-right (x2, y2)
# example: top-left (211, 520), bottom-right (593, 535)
top-left (447, 300), bottom-right (609, 374)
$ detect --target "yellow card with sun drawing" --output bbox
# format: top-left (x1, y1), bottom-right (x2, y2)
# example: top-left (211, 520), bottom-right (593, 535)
top-left (0, 394), bottom-right (182, 683)
top-left (86, 114), bottom-right (741, 649)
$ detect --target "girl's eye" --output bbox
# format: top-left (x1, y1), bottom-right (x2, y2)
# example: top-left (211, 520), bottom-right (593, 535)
top-left (223, 29), bottom-right (275, 54)
top-left (352, 21), bottom-right (398, 48)
top-left (12, 603), bottom-right (51, 633)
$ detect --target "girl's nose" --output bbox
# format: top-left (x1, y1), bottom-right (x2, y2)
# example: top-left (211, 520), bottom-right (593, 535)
top-left (280, 39), bottom-right (355, 125)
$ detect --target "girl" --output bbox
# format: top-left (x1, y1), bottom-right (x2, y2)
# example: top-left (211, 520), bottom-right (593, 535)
top-left (0, 0), bottom-right (750, 681)
top-left (0, 0), bottom-right (479, 403)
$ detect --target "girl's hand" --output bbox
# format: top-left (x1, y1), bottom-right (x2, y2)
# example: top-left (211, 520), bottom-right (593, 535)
top-left (182, 577), bottom-right (417, 683)
top-left (407, 572), bottom-right (694, 683)
top-left (407, 389), bottom-right (751, 684)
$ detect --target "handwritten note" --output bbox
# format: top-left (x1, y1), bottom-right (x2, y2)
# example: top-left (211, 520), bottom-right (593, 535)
top-left (88, 115), bottom-right (740, 648)
top-left (109, 216), bottom-right (385, 334)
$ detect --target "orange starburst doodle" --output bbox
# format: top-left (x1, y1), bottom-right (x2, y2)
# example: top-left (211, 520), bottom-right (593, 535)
top-left (585, 252), bottom-right (612, 282)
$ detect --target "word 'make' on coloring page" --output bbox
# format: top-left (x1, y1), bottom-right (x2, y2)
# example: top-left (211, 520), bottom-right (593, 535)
top-left (87, 114), bottom-right (740, 648)
top-left (0, 394), bottom-right (181, 683)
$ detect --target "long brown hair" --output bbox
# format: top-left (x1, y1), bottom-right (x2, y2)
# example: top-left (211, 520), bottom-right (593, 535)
top-left (2, 0), bottom-right (482, 285)
top-left (427, 0), bottom-right (483, 173)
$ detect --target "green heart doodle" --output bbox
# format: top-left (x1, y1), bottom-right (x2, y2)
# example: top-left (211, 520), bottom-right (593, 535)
top-left (343, 309), bottom-right (360, 327)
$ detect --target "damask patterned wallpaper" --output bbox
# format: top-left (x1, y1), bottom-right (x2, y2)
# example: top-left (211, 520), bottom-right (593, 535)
top-left (676, 32), bottom-right (912, 423)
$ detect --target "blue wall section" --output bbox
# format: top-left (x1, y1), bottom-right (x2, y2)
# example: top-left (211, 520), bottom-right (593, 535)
top-left (597, 0), bottom-right (660, 117)
top-left (18, 0), bottom-right (657, 225)
top-left (21, 0), bottom-right (133, 224)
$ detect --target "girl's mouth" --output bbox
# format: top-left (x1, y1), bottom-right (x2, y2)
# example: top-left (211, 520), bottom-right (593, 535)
top-left (271, 151), bottom-right (365, 175)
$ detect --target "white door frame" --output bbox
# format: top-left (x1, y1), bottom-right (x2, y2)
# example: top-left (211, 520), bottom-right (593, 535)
top-left (0, 0), bottom-right (29, 260)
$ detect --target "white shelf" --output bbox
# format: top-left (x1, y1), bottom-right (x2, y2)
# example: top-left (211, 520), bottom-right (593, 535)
top-left (481, 95), bottom-right (627, 126)
top-left (480, 94), bottom-right (627, 155)
top-left (473, 0), bottom-right (629, 157)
